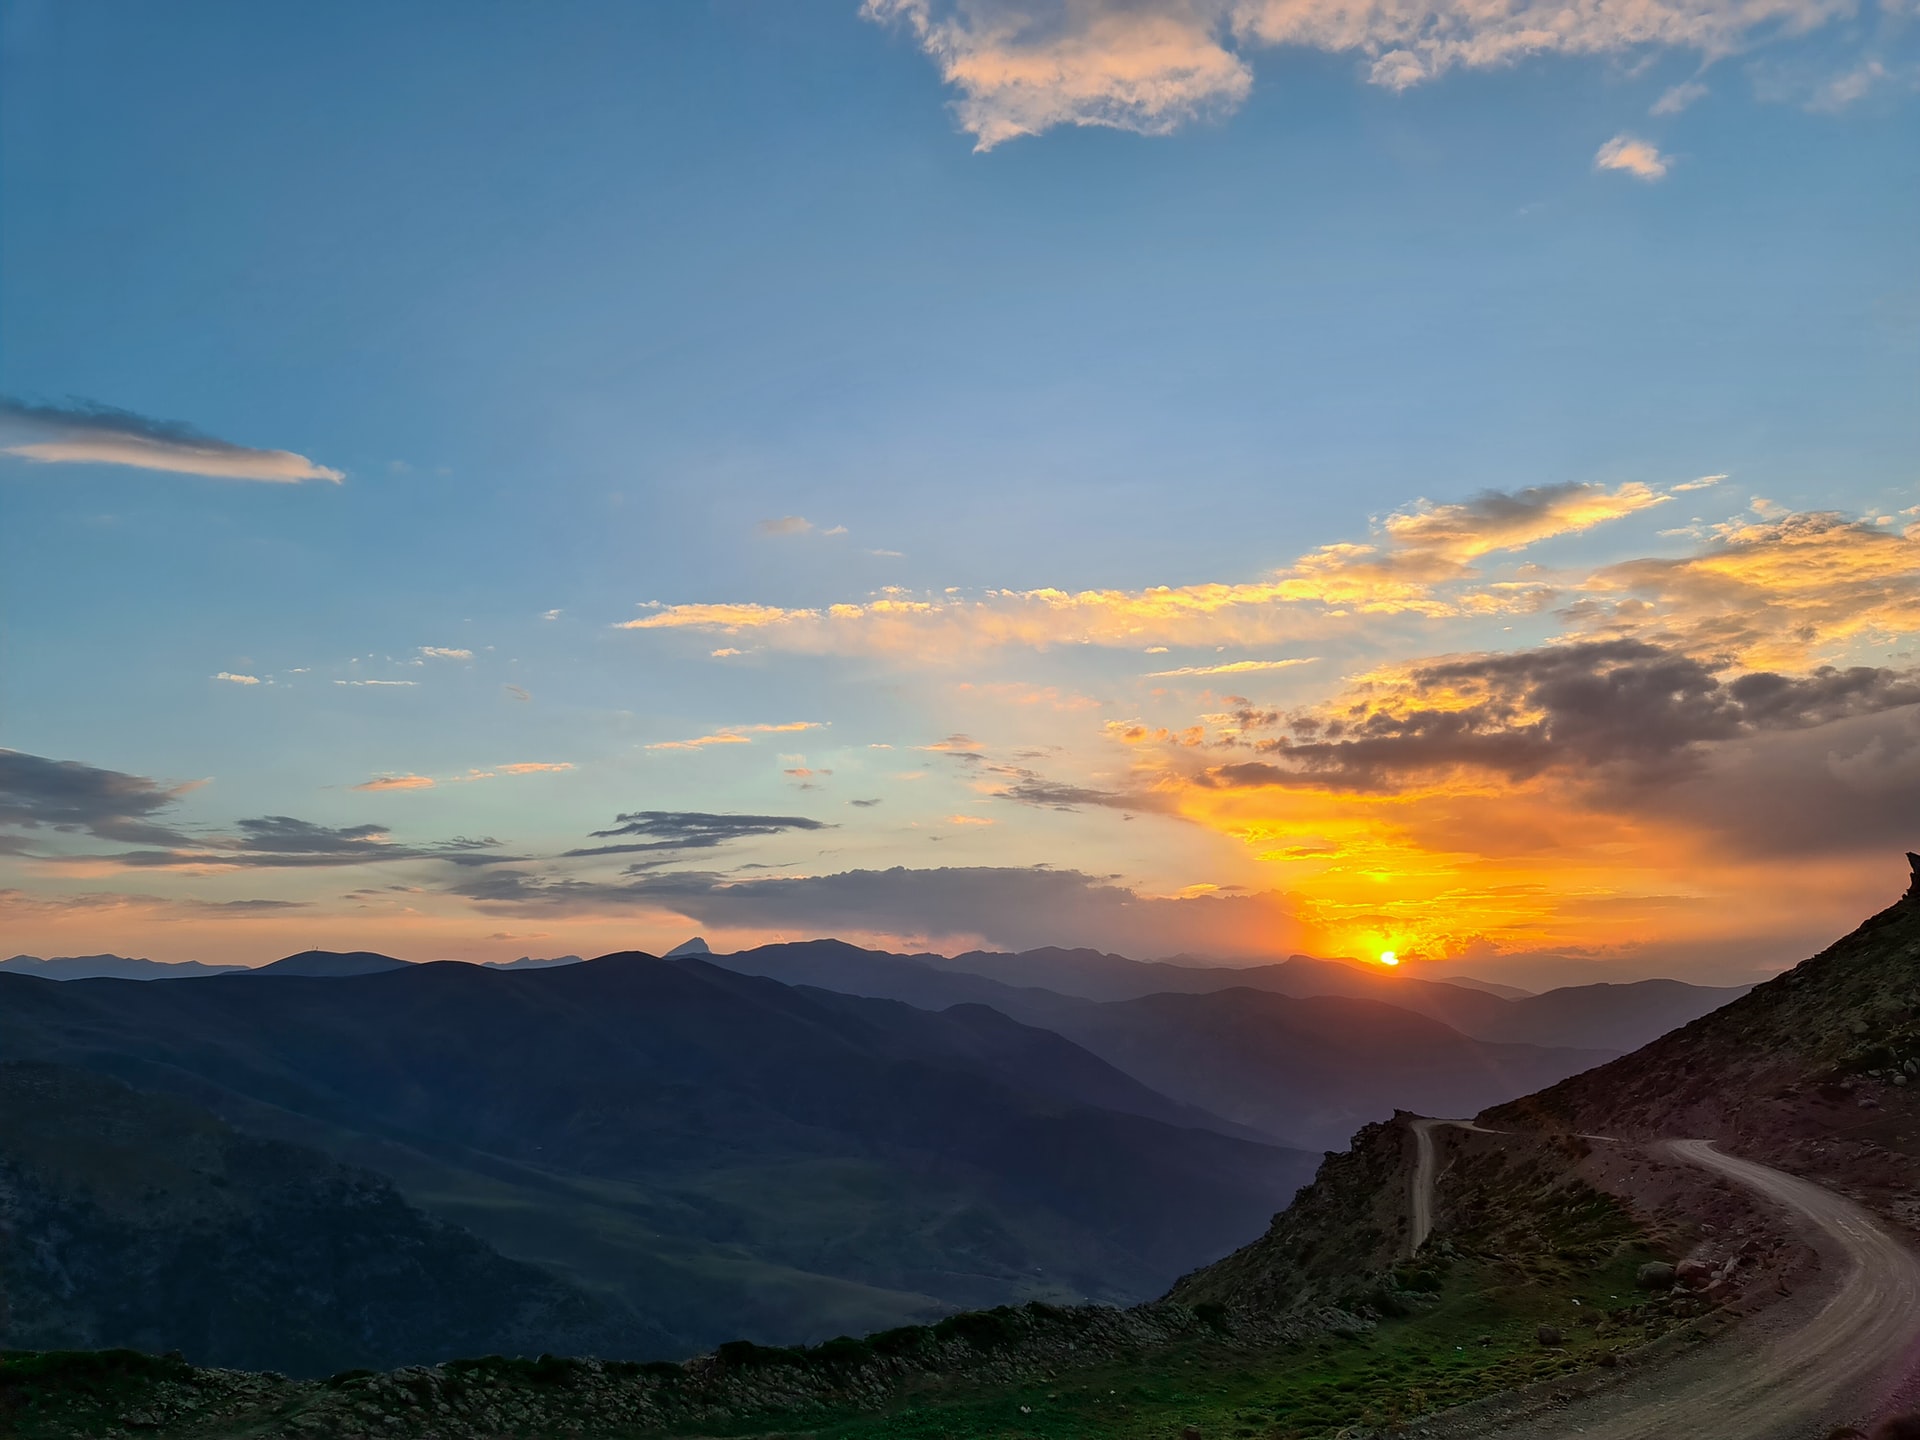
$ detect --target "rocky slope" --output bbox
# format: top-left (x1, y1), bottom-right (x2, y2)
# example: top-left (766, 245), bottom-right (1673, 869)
top-left (1493, 854), bottom-right (1920, 1210)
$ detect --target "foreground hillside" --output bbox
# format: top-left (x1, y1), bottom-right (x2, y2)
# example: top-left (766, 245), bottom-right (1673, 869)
top-left (13, 866), bottom-right (1918, 1439)
top-left (0, 1062), bottom-right (657, 1374)
top-left (0, 954), bottom-right (1312, 1356)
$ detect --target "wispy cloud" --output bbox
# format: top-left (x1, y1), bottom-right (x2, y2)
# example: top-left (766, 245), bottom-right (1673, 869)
top-left (353, 774), bottom-right (436, 792)
top-left (0, 398), bottom-right (343, 482)
top-left (420, 646), bottom-right (473, 660)
top-left (1651, 79), bottom-right (1708, 113)
top-left (503, 684), bottom-right (532, 702)
top-left (335, 679), bottom-right (418, 688)
top-left (646, 721), bottom-right (828, 750)
top-left (1594, 133), bottom-right (1673, 180)
top-left (621, 481), bottom-right (1667, 655)
top-left (864, 0), bottom-right (1851, 149)
top-left (760, 515), bottom-right (847, 537)
top-left (1146, 657), bottom-right (1320, 678)
top-left (213, 672), bottom-right (262, 685)
top-left (562, 809), bottom-right (830, 859)
top-left (354, 762), bottom-right (570, 790)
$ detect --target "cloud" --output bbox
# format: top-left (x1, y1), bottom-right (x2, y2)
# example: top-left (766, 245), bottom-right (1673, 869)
top-left (503, 684), bottom-right (532, 702)
top-left (759, 515), bottom-right (846, 537)
top-left (0, 888), bottom-right (309, 919)
top-left (98, 815), bottom-right (513, 871)
top-left (455, 861), bottom-right (1311, 958)
top-left (1206, 639), bottom-right (1920, 792)
top-left (646, 721), bottom-right (828, 750)
top-left (0, 398), bottom-right (343, 482)
top-left (1805, 58), bottom-right (1889, 110)
top-left (1573, 509), bottom-right (1920, 669)
top-left (334, 679), bottom-right (418, 688)
top-left (213, 672), bottom-right (262, 685)
top-left (0, 749), bottom-right (197, 846)
top-left (351, 762), bottom-right (570, 791)
top-left (541, 609), bottom-right (563, 621)
top-left (863, 0), bottom-right (1850, 148)
top-left (648, 732), bottom-right (754, 751)
top-left (1594, 134), bottom-right (1672, 180)
top-left (353, 774), bottom-right (436, 792)
top-left (945, 814), bottom-right (996, 825)
top-left (1651, 78), bottom-right (1709, 112)
top-left (420, 646), bottom-right (473, 660)
top-left (562, 810), bottom-right (830, 859)
top-left (1671, 473), bottom-right (1727, 491)
top-left (621, 481), bottom-right (1663, 656)
top-left (1146, 657), bottom-right (1319, 677)
top-left (0, 750), bottom-right (521, 877)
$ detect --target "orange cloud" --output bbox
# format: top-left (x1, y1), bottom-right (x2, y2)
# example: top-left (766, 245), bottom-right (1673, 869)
top-left (620, 482), bottom-right (1661, 657)
top-left (1574, 510), bottom-right (1920, 669)
top-left (353, 774), bottom-right (436, 792)
top-left (497, 761), bottom-right (575, 775)
top-left (646, 721), bottom-right (827, 750)
top-left (863, 0), bottom-right (1849, 148)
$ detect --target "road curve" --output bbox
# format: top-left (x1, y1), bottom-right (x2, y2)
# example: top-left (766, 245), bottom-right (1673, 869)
top-left (1409, 1125), bottom-right (1920, 1438)
top-left (1406, 1117), bottom-right (1497, 1256)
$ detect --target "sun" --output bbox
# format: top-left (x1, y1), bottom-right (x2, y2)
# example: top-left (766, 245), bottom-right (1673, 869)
top-left (1378, 950), bottom-right (1400, 967)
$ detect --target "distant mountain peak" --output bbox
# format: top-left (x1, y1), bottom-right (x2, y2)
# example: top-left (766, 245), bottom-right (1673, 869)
top-left (250, 949), bottom-right (410, 977)
top-left (666, 936), bottom-right (713, 957)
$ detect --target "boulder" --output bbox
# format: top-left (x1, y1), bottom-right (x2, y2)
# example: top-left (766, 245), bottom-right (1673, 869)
top-left (1636, 1261), bottom-right (1678, 1289)
top-left (1536, 1325), bottom-right (1564, 1347)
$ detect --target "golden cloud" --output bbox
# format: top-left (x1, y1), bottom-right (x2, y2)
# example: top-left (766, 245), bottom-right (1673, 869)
top-left (862, 0), bottom-right (1850, 148)
top-left (620, 481), bottom-right (1661, 656)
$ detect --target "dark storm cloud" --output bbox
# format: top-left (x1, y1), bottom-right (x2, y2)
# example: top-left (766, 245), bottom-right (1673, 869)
top-left (562, 810), bottom-right (831, 859)
top-left (1211, 640), bottom-right (1920, 792)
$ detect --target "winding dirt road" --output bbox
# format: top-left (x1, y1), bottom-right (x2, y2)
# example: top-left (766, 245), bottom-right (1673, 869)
top-left (1407, 1117), bottom-right (1495, 1256)
top-left (1410, 1123), bottom-right (1920, 1438)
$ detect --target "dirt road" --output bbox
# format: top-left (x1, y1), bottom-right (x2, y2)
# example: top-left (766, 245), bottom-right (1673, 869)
top-left (1413, 1127), bottom-right (1920, 1438)
top-left (1406, 1117), bottom-right (1494, 1256)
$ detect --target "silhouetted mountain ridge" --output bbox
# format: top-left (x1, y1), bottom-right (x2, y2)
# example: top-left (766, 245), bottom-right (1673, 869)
top-left (0, 951), bottom-right (1313, 1353)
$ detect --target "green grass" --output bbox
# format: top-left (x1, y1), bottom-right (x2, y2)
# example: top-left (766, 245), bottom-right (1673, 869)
top-left (686, 1248), bottom-right (1671, 1440)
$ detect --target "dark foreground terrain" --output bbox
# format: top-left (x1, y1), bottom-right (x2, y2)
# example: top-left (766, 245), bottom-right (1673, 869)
top-left (10, 859), bottom-right (1920, 1438)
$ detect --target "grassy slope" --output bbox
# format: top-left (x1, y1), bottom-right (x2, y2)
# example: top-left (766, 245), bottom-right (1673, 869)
top-left (0, 1098), bottom-right (1683, 1439)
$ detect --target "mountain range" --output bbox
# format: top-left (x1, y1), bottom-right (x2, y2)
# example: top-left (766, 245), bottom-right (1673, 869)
top-left (0, 954), bottom-right (1312, 1355)
top-left (19, 867), bottom-right (1920, 1440)
top-left (0, 931), bottom-right (1757, 1375)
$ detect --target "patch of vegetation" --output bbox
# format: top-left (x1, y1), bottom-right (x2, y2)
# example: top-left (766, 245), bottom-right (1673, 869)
top-left (695, 1248), bottom-right (1675, 1440)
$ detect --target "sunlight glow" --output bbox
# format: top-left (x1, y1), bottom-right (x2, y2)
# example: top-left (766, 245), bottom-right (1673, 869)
top-left (1378, 950), bottom-right (1399, 966)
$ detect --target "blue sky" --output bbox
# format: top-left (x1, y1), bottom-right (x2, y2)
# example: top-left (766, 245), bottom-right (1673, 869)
top-left (2, 0), bottom-right (1915, 980)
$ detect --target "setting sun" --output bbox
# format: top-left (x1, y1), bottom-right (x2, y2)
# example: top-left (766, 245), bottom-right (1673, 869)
top-left (1378, 951), bottom-right (1399, 967)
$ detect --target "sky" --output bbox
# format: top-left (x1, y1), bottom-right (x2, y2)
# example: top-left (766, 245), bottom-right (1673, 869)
top-left (1, 0), bottom-right (1915, 986)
